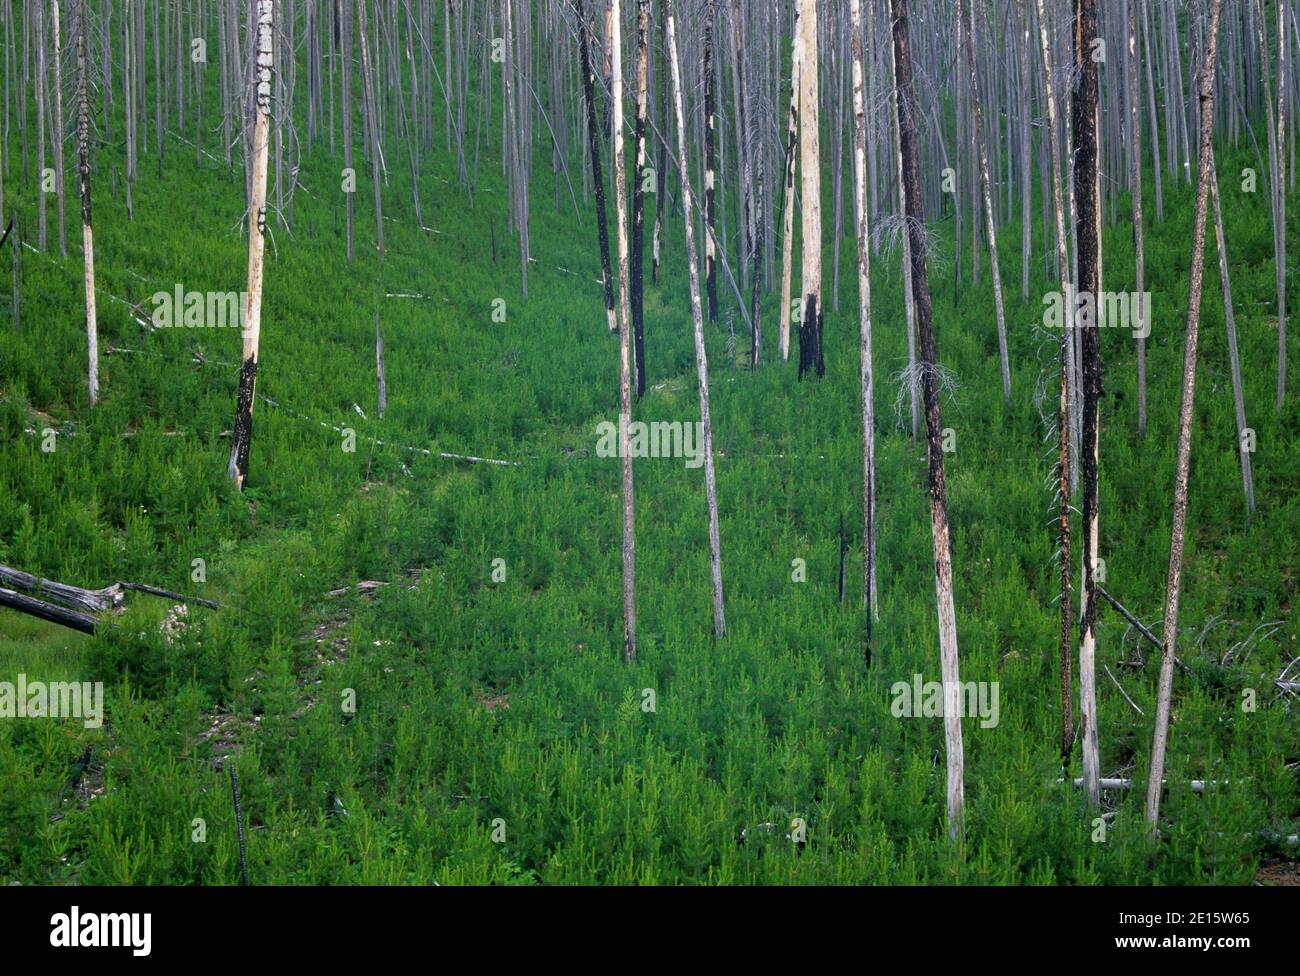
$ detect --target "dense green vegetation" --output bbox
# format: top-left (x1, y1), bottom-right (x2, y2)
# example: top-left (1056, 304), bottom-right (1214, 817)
top-left (0, 57), bottom-right (1296, 882)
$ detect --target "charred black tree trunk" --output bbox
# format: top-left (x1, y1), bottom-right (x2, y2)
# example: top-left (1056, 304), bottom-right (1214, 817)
top-left (631, 0), bottom-right (649, 396)
top-left (703, 0), bottom-right (718, 323)
top-left (1073, 0), bottom-right (1102, 807)
top-left (577, 0), bottom-right (617, 333)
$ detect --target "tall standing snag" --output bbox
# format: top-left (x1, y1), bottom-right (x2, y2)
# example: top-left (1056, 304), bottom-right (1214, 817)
top-left (850, 0), bottom-right (876, 623)
top-left (77, 0), bottom-right (97, 408)
top-left (778, 4), bottom-right (801, 363)
top-left (227, 0), bottom-right (274, 490)
top-left (957, 0), bottom-right (1010, 401)
top-left (666, 0), bottom-right (725, 641)
top-left (1072, 0), bottom-right (1102, 809)
top-left (796, 0), bottom-right (823, 378)
top-left (630, 0), bottom-right (649, 395)
top-left (611, 0), bottom-right (637, 662)
top-left (1146, 0), bottom-right (1222, 833)
top-left (577, 0), bottom-right (617, 333)
top-left (891, 0), bottom-right (964, 838)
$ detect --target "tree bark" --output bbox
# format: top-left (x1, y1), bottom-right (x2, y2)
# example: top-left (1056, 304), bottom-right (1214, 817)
top-left (631, 0), bottom-right (648, 396)
top-left (797, 0), bottom-right (823, 379)
top-left (1146, 0), bottom-right (1222, 833)
top-left (227, 0), bottom-right (274, 490)
top-left (356, 0), bottom-right (384, 258)
top-left (667, 0), bottom-right (726, 641)
top-left (891, 0), bottom-right (964, 839)
top-left (958, 0), bottom-right (1010, 401)
top-left (612, 0), bottom-right (637, 662)
top-left (77, 0), bottom-right (97, 408)
top-left (577, 0), bottom-right (616, 332)
top-left (778, 4), bottom-right (801, 362)
top-left (850, 0), bottom-right (877, 625)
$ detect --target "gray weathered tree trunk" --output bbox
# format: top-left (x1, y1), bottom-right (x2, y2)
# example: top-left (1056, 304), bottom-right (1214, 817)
top-left (850, 0), bottom-right (877, 625)
top-left (1146, 0), bottom-right (1222, 833)
top-left (667, 0), bottom-right (726, 642)
top-left (77, 0), bottom-right (96, 407)
top-left (612, 0), bottom-right (637, 662)
top-left (892, 0), bottom-right (964, 839)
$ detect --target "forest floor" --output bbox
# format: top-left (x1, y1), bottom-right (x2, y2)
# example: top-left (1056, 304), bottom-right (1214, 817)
top-left (0, 118), bottom-right (1297, 883)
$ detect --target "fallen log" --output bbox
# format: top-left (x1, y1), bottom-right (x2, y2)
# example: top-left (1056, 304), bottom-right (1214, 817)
top-left (0, 587), bottom-right (101, 634)
top-left (0, 564), bottom-right (219, 633)
top-left (0, 565), bottom-right (123, 614)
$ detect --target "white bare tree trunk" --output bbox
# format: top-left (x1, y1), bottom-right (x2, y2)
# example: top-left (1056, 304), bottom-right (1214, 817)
top-left (958, 0), bottom-right (1010, 401)
top-left (796, 0), bottom-right (823, 378)
top-left (666, 0), bottom-right (726, 640)
top-left (850, 0), bottom-right (877, 620)
top-left (227, 0), bottom-right (274, 489)
top-left (611, 0), bottom-right (638, 662)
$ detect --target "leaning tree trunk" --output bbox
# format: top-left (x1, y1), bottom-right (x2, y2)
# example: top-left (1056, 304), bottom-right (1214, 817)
top-left (77, 0), bottom-right (97, 408)
top-left (666, 0), bottom-right (726, 641)
top-left (892, 0), bottom-right (964, 839)
top-left (958, 0), bottom-right (1010, 401)
top-left (1146, 0), bottom-right (1221, 833)
top-left (611, 0), bottom-right (637, 663)
top-left (1209, 156), bottom-right (1255, 516)
top-left (577, 0), bottom-right (616, 333)
top-left (850, 0), bottom-right (877, 626)
top-left (796, 0), bottom-right (823, 379)
top-left (227, 0), bottom-right (274, 490)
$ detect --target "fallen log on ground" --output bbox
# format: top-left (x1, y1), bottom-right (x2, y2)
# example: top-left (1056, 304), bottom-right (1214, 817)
top-left (0, 564), bottom-right (219, 633)
top-left (0, 587), bottom-right (101, 634)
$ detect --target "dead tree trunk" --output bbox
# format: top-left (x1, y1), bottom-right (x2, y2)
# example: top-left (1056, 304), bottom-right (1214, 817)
top-left (356, 0), bottom-right (384, 257)
top-left (1146, 0), bottom-right (1222, 833)
top-left (1036, 0), bottom-right (1075, 768)
top-left (667, 0), bottom-right (726, 641)
top-left (850, 0), bottom-right (877, 625)
top-left (702, 0), bottom-right (718, 323)
top-left (631, 0), bottom-right (648, 395)
top-left (1129, 0), bottom-right (1148, 438)
top-left (892, 0), bottom-right (964, 839)
top-left (612, 0), bottom-right (637, 662)
top-left (958, 0), bottom-right (1010, 401)
top-left (1073, 0), bottom-right (1102, 809)
top-left (1209, 156), bottom-right (1255, 516)
top-left (227, 0), bottom-right (274, 490)
top-left (577, 0), bottom-right (616, 332)
top-left (77, 0), bottom-right (97, 407)
top-left (796, 0), bottom-right (823, 379)
top-left (52, 1), bottom-right (67, 258)
top-left (778, 4), bottom-right (800, 362)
